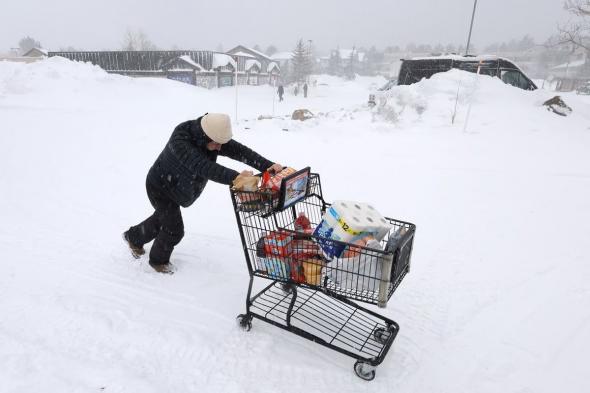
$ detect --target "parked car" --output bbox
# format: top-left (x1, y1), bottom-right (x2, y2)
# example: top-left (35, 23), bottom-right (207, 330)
top-left (576, 82), bottom-right (590, 95)
top-left (368, 55), bottom-right (536, 106)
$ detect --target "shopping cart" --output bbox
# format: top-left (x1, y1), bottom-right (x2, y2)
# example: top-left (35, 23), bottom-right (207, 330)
top-left (231, 171), bottom-right (416, 381)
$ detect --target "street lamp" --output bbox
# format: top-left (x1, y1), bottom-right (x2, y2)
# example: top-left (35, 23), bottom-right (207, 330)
top-left (465, 0), bottom-right (478, 56)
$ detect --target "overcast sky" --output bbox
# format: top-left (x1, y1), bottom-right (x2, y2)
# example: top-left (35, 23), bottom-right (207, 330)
top-left (1, 0), bottom-right (571, 53)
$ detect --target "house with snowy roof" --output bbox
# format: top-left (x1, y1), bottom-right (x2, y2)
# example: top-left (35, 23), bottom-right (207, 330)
top-left (47, 49), bottom-right (280, 88)
top-left (23, 47), bottom-right (48, 58)
top-left (0, 47), bottom-right (47, 64)
top-left (226, 45), bottom-right (280, 86)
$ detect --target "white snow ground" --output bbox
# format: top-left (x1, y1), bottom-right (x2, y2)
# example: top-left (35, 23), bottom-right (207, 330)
top-left (1, 57), bottom-right (590, 393)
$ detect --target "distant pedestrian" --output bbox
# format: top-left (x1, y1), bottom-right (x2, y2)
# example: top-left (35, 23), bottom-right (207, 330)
top-left (303, 83), bottom-right (308, 98)
top-left (294, 85), bottom-right (299, 96)
top-left (277, 85), bottom-right (284, 101)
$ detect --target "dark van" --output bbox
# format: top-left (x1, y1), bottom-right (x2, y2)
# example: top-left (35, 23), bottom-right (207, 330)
top-left (398, 55), bottom-right (537, 90)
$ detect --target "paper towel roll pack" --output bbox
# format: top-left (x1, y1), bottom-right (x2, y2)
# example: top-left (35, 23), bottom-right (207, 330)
top-left (313, 201), bottom-right (392, 259)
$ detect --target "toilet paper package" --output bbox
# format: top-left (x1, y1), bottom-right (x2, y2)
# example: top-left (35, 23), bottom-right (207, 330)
top-left (313, 201), bottom-right (393, 259)
top-left (359, 202), bottom-right (393, 241)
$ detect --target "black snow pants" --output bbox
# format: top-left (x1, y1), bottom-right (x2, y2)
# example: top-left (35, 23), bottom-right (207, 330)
top-left (127, 180), bottom-right (184, 265)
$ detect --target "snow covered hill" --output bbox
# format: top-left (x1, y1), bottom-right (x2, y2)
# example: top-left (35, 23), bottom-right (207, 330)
top-left (1, 57), bottom-right (589, 393)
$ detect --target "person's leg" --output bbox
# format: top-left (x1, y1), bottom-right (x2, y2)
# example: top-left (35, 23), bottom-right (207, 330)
top-left (125, 182), bottom-right (163, 247)
top-left (149, 202), bottom-right (184, 266)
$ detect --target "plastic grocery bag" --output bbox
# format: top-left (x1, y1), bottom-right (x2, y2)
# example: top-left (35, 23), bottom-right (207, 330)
top-left (326, 239), bottom-right (384, 292)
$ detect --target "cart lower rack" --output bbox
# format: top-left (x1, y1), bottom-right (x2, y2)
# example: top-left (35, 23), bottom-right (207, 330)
top-left (231, 172), bottom-right (416, 380)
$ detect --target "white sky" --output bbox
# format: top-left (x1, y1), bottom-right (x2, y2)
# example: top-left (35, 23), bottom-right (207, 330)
top-left (1, 0), bottom-right (571, 53)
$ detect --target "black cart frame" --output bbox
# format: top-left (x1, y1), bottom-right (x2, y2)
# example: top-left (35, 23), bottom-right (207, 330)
top-left (231, 173), bottom-right (416, 380)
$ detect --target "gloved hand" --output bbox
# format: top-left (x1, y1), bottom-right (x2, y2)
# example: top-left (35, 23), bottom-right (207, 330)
top-left (233, 172), bottom-right (259, 191)
top-left (267, 163), bottom-right (283, 174)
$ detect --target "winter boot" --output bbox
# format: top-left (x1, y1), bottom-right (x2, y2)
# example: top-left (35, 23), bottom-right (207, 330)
top-left (149, 261), bottom-right (175, 274)
top-left (122, 231), bottom-right (145, 259)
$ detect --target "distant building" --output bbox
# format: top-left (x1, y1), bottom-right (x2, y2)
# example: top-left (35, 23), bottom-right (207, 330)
top-left (226, 45), bottom-right (280, 86)
top-left (326, 48), bottom-right (367, 77)
top-left (550, 55), bottom-right (590, 91)
top-left (23, 47), bottom-right (48, 58)
top-left (47, 49), bottom-right (280, 88)
top-left (271, 51), bottom-right (294, 81)
top-left (0, 47), bottom-right (47, 64)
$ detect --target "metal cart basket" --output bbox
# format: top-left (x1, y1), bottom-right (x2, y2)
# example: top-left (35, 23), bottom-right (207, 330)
top-left (231, 172), bottom-right (416, 380)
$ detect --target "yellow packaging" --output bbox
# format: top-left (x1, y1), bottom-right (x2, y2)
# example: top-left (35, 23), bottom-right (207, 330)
top-left (303, 259), bottom-right (324, 285)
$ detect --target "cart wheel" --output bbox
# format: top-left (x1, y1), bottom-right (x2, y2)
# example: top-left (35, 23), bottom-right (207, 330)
top-left (354, 361), bottom-right (376, 381)
top-left (236, 314), bottom-right (252, 332)
top-left (373, 327), bottom-right (391, 345)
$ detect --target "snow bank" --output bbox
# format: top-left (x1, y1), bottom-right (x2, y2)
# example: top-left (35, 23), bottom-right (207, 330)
top-left (373, 69), bottom-right (564, 128)
top-left (0, 56), bottom-right (119, 95)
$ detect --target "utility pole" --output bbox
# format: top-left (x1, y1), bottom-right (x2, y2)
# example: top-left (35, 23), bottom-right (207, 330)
top-left (234, 55), bottom-right (238, 124)
top-left (307, 39), bottom-right (313, 83)
top-left (465, 0), bottom-right (478, 56)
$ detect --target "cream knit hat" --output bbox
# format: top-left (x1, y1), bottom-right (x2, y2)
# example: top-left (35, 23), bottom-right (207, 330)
top-left (201, 113), bottom-right (233, 144)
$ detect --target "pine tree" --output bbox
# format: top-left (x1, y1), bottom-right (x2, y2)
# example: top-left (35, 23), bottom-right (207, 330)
top-left (291, 39), bottom-right (312, 83)
top-left (328, 46), bottom-right (341, 76)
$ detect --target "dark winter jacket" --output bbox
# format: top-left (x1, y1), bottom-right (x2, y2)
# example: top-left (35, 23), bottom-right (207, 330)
top-left (147, 117), bottom-right (273, 207)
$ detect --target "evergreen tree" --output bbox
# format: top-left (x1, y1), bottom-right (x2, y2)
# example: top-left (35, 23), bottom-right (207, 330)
top-left (266, 45), bottom-right (278, 56)
top-left (345, 46), bottom-right (357, 80)
top-left (291, 39), bottom-right (312, 83)
top-left (366, 46), bottom-right (382, 76)
top-left (517, 35), bottom-right (536, 51)
top-left (328, 46), bottom-right (341, 76)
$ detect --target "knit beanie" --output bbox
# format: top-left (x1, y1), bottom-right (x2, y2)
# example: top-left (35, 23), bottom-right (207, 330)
top-left (201, 113), bottom-right (233, 144)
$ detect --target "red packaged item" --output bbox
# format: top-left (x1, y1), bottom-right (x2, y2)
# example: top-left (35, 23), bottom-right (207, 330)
top-left (289, 258), bottom-right (306, 283)
top-left (262, 167), bottom-right (297, 192)
top-left (263, 231), bottom-right (293, 258)
top-left (291, 238), bottom-right (321, 260)
top-left (294, 212), bottom-right (312, 232)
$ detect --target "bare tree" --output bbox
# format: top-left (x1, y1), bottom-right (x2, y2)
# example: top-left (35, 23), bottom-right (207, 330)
top-left (122, 29), bottom-right (137, 51)
top-left (122, 28), bottom-right (157, 51)
top-left (18, 36), bottom-right (42, 54)
top-left (557, 1), bottom-right (590, 50)
top-left (137, 31), bottom-right (157, 50)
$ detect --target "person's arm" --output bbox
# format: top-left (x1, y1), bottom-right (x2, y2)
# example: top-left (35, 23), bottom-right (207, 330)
top-left (168, 138), bottom-right (239, 185)
top-left (219, 140), bottom-right (275, 173)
